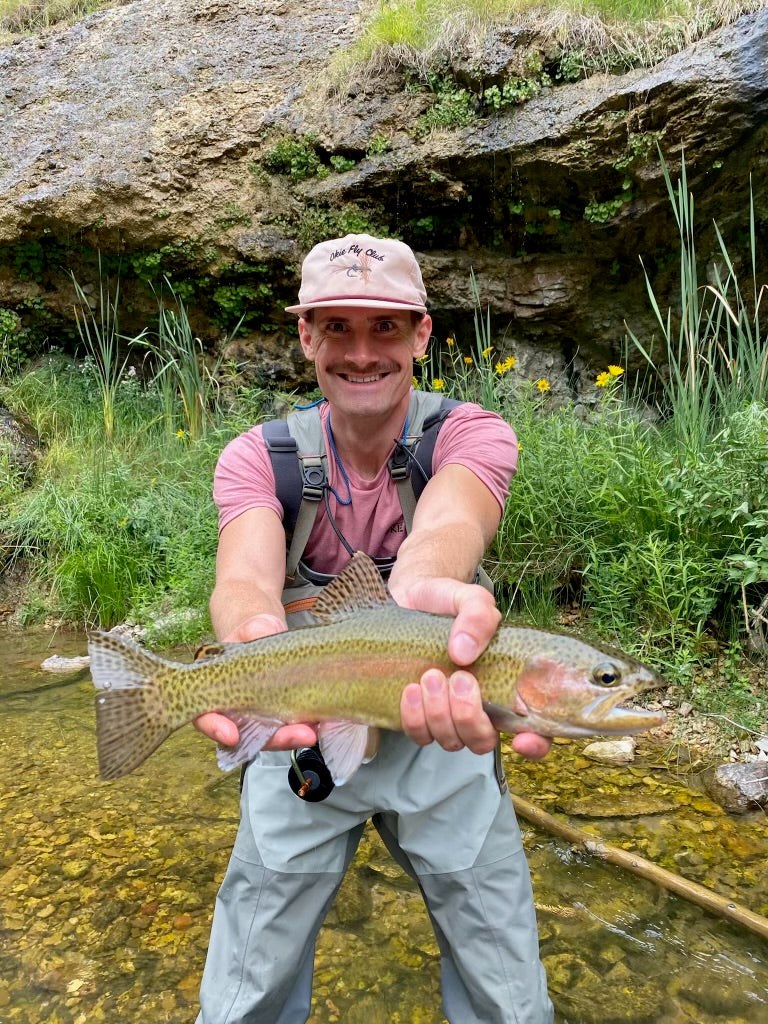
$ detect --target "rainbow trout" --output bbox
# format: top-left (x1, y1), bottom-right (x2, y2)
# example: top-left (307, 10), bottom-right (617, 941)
top-left (90, 552), bottom-right (666, 783)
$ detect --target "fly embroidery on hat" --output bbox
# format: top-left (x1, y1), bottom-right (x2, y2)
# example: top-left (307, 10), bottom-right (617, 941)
top-left (330, 250), bottom-right (374, 283)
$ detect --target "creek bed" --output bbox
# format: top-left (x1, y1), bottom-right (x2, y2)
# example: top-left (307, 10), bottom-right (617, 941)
top-left (1, 627), bottom-right (767, 1023)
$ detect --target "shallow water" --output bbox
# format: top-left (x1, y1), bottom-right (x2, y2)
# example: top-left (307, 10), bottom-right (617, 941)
top-left (1, 627), bottom-right (768, 1024)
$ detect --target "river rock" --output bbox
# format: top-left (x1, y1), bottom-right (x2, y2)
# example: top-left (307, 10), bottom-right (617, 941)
top-left (582, 737), bottom-right (636, 765)
top-left (703, 762), bottom-right (768, 813)
top-left (40, 654), bottom-right (90, 673)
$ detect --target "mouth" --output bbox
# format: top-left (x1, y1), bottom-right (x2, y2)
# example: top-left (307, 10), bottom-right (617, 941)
top-left (338, 372), bottom-right (390, 384)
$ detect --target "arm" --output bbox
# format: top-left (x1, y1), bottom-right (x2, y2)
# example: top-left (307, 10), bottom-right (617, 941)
top-left (388, 464), bottom-right (551, 761)
top-left (195, 506), bottom-right (317, 751)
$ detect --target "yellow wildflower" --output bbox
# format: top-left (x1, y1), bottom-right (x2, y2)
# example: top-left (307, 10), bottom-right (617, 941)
top-left (481, 346), bottom-right (494, 359)
top-left (608, 364), bottom-right (624, 376)
top-left (495, 362), bottom-right (505, 374)
top-left (464, 356), bottom-right (474, 365)
top-left (446, 337), bottom-right (456, 347)
top-left (595, 371), bottom-right (610, 387)
top-left (411, 376), bottom-right (419, 387)
top-left (504, 356), bottom-right (516, 370)
top-left (415, 355), bottom-right (428, 364)
top-left (176, 429), bottom-right (185, 438)
top-left (536, 379), bottom-right (550, 393)
top-left (432, 379), bottom-right (445, 391)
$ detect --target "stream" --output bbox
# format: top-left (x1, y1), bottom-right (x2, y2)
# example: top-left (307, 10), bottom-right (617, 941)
top-left (1, 627), bottom-right (767, 1023)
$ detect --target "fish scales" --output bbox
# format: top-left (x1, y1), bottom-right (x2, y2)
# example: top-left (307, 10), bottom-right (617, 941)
top-left (90, 552), bottom-right (667, 782)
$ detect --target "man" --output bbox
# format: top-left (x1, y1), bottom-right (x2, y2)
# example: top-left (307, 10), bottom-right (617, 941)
top-left (194, 234), bottom-right (554, 1023)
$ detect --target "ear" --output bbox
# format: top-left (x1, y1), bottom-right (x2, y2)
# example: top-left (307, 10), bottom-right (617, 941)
top-left (413, 314), bottom-right (432, 358)
top-left (298, 317), bottom-right (316, 360)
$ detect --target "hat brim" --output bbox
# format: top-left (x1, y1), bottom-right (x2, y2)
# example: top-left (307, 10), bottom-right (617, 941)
top-left (285, 298), bottom-right (428, 315)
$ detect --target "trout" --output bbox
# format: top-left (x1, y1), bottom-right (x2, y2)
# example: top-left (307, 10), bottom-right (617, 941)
top-left (90, 551), bottom-right (666, 783)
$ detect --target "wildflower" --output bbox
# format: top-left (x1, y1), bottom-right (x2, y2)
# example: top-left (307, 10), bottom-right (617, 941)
top-left (536, 379), bottom-right (550, 393)
top-left (412, 376), bottom-right (419, 387)
top-left (504, 356), bottom-right (516, 370)
top-left (495, 362), bottom-right (505, 374)
top-left (608, 364), bottom-right (624, 377)
top-left (176, 429), bottom-right (185, 438)
top-left (595, 371), bottom-right (610, 387)
top-left (432, 379), bottom-right (445, 391)
top-left (464, 356), bottom-right (474, 365)
top-left (415, 355), bottom-right (429, 364)
top-left (481, 346), bottom-right (494, 359)
top-left (446, 337), bottom-right (455, 347)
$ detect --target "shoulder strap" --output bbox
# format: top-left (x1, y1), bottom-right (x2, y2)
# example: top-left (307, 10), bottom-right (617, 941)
top-left (389, 392), bottom-right (462, 532)
top-left (263, 407), bottom-right (328, 579)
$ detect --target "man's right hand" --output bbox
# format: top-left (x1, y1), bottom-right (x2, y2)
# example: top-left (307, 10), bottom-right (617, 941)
top-left (193, 613), bottom-right (318, 751)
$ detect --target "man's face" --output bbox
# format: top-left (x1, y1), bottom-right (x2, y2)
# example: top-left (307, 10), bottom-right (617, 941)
top-left (298, 307), bottom-right (431, 420)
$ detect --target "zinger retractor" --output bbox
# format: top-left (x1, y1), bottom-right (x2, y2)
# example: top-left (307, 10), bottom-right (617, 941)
top-left (288, 745), bottom-right (335, 802)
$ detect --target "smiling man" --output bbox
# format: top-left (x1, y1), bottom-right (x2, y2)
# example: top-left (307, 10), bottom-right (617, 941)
top-left (194, 235), bottom-right (554, 1024)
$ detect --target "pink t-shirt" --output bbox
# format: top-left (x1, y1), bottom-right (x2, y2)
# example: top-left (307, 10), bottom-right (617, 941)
top-left (214, 396), bottom-right (517, 576)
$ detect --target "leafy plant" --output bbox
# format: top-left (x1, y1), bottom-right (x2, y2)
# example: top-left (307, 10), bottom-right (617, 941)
top-left (71, 259), bottom-right (128, 442)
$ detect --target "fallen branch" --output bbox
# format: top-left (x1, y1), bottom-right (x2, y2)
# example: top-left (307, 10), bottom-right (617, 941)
top-left (512, 792), bottom-right (768, 942)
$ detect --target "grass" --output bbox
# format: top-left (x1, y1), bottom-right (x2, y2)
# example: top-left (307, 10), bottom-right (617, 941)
top-left (0, 0), bottom-right (110, 37)
top-left (331, 0), bottom-right (764, 88)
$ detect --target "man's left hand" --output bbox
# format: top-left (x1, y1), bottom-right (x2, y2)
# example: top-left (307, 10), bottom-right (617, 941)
top-left (396, 577), bottom-right (552, 760)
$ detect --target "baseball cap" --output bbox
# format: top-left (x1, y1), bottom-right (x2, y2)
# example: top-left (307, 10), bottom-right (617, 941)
top-left (285, 234), bottom-right (428, 315)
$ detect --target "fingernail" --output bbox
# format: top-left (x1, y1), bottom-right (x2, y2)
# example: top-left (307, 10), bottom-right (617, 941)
top-left (451, 672), bottom-right (475, 698)
top-left (405, 685), bottom-right (423, 706)
top-left (453, 632), bottom-right (479, 664)
top-left (424, 672), bottom-right (443, 695)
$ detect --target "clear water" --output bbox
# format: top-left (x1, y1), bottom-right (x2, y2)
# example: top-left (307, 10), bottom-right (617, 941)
top-left (1, 627), bottom-right (767, 1023)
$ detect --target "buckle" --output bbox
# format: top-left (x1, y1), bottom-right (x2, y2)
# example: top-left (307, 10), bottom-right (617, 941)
top-left (301, 456), bottom-right (326, 500)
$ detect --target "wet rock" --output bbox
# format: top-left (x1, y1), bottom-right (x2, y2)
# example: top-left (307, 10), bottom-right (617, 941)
top-left (544, 951), bottom-right (663, 1023)
top-left (40, 655), bottom-right (90, 673)
top-left (582, 737), bottom-right (636, 765)
top-left (0, 405), bottom-right (41, 483)
top-left (326, 867), bottom-right (373, 926)
top-left (703, 762), bottom-right (768, 813)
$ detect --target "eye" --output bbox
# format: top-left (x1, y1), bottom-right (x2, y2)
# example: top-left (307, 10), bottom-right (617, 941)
top-left (593, 663), bottom-right (621, 687)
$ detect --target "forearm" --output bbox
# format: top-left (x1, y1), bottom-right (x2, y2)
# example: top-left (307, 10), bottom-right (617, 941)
top-left (209, 579), bottom-right (287, 641)
top-left (388, 520), bottom-right (486, 603)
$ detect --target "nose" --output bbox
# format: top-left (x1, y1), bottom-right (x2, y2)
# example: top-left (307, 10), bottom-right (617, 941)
top-left (342, 328), bottom-right (378, 366)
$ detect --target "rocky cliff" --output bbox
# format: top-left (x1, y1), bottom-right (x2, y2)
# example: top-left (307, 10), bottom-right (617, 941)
top-left (1, 1), bottom-right (766, 392)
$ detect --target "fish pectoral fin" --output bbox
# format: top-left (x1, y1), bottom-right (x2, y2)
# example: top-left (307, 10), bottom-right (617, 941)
top-left (317, 720), bottom-right (372, 785)
top-left (215, 712), bottom-right (284, 772)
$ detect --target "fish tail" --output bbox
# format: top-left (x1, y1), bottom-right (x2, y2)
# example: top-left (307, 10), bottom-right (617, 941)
top-left (89, 630), bottom-right (178, 781)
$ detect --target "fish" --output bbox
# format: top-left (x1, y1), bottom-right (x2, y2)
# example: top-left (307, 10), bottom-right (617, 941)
top-left (90, 551), bottom-right (666, 784)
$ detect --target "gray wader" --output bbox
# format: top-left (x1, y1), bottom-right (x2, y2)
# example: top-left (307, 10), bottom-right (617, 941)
top-left (196, 734), bottom-right (553, 1024)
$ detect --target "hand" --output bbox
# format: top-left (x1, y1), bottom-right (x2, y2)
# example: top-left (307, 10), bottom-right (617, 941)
top-left (193, 613), bottom-right (318, 751)
top-left (397, 578), bottom-right (552, 760)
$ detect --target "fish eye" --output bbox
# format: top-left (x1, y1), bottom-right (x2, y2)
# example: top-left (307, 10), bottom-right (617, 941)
top-left (593, 663), bottom-right (621, 687)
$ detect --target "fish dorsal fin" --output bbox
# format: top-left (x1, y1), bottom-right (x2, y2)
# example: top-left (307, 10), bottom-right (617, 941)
top-left (311, 551), bottom-right (391, 624)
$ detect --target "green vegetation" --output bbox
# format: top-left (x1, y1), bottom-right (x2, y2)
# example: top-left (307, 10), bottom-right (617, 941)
top-left (0, 0), bottom-right (107, 37)
top-left (332, 0), bottom-right (761, 96)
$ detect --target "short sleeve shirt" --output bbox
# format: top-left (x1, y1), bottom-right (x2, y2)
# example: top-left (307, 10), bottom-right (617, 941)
top-left (214, 395), bottom-right (517, 576)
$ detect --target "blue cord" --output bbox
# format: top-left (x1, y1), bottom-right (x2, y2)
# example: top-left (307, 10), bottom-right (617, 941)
top-left (326, 417), bottom-right (353, 506)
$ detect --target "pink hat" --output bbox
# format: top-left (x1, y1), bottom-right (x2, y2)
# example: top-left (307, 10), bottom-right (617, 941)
top-left (285, 234), bottom-right (428, 315)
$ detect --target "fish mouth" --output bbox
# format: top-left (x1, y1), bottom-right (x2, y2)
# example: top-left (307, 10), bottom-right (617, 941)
top-left (484, 691), bottom-right (667, 738)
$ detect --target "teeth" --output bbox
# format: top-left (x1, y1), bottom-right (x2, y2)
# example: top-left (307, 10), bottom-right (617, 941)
top-left (344, 374), bottom-right (381, 383)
